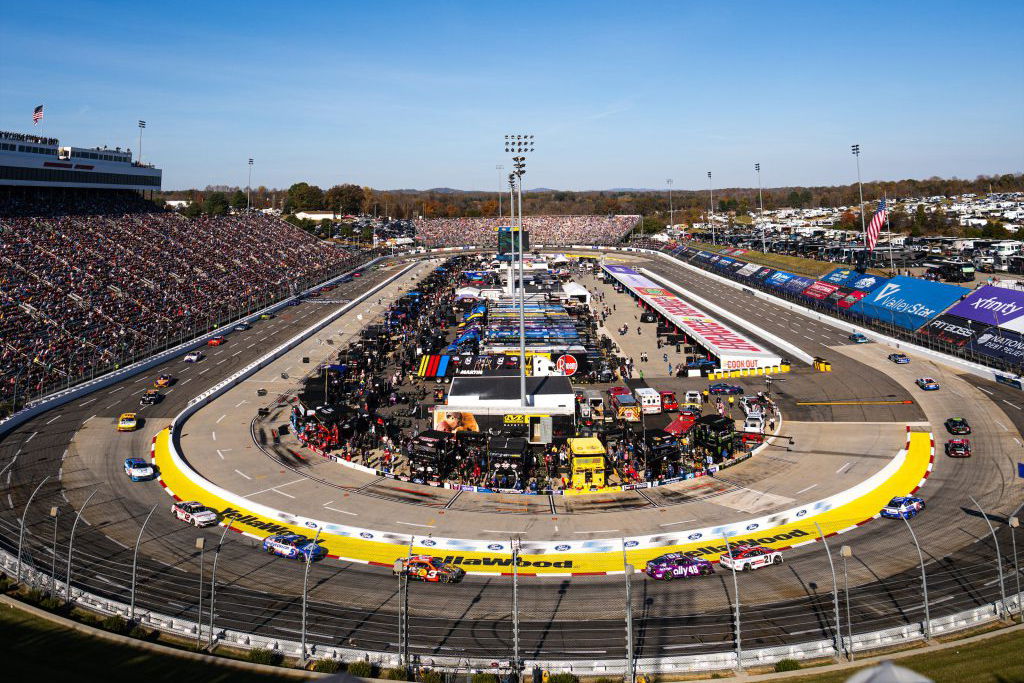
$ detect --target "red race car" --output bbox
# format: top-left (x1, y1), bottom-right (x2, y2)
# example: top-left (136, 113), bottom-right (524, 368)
top-left (393, 555), bottom-right (465, 583)
top-left (945, 438), bottom-right (971, 458)
top-left (207, 336), bottom-right (226, 346)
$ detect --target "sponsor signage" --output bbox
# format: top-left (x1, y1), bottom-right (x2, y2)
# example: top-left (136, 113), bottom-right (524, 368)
top-left (918, 314), bottom-right (986, 347)
top-left (822, 268), bottom-right (857, 285)
top-left (945, 285), bottom-right (1024, 332)
top-left (969, 328), bottom-right (1024, 364)
top-left (752, 266), bottom-right (775, 280)
top-left (836, 290), bottom-right (868, 309)
top-left (849, 276), bottom-right (970, 331)
top-left (782, 275), bottom-right (816, 295)
top-left (766, 271), bottom-right (795, 288)
top-left (802, 280), bottom-right (840, 300)
top-left (820, 268), bottom-right (887, 293)
top-left (736, 263), bottom-right (761, 277)
top-left (555, 353), bottom-right (578, 376)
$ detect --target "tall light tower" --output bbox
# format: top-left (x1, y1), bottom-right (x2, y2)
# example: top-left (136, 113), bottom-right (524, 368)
top-left (505, 134), bottom-right (534, 408)
top-left (666, 178), bottom-right (674, 232)
top-left (707, 171), bottom-right (716, 245)
top-left (852, 144), bottom-right (867, 255)
top-left (755, 163), bottom-right (766, 253)
top-left (247, 158), bottom-right (254, 211)
top-left (137, 120), bottom-right (146, 165)
top-left (496, 164), bottom-right (504, 219)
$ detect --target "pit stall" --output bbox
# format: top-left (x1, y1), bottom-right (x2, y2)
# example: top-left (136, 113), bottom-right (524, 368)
top-left (602, 264), bottom-right (782, 371)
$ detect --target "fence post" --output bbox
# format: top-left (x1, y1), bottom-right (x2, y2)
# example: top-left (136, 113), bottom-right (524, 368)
top-left (208, 520), bottom-right (233, 648)
top-left (814, 522), bottom-right (843, 659)
top-left (512, 538), bottom-right (521, 681)
top-left (129, 504), bottom-right (158, 622)
top-left (900, 514), bottom-right (931, 639)
top-left (301, 526), bottom-right (324, 662)
top-left (968, 495), bottom-right (1008, 618)
top-left (1010, 516), bottom-right (1021, 619)
top-left (623, 551), bottom-right (635, 683)
top-left (723, 535), bottom-right (742, 671)
top-left (17, 476), bottom-right (50, 584)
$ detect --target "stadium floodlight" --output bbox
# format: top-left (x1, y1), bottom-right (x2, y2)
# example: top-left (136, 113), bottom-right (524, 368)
top-left (137, 120), bottom-right (146, 165)
top-left (852, 144), bottom-right (867, 255)
top-left (503, 135), bottom-right (535, 408)
top-left (666, 178), bottom-right (674, 231)
top-left (755, 163), bottom-right (766, 253)
top-left (247, 158), bottom-right (254, 211)
top-left (504, 133), bottom-right (535, 154)
top-left (496, 164), bottom-right (504, 218)
top-left (707, 171), bottom-right (716, 245)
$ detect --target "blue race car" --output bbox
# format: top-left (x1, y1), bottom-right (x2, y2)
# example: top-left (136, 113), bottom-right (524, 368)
top-left (849, 333), bottom-right (870, 344)
top-left (880, 496), bottom-right (926, 519)
top-left (888, 353), bottom-right (910, 364)
top-left (123, 457), bottom-right (156, 482)
top-left (644, 553), bottom-right (714, 580)
top-left (709, 383), bottom-right (744, 395)
top-left (915, 377), bottom-right (940, 391)
top-left (262, 534), bottom-right (327, 561)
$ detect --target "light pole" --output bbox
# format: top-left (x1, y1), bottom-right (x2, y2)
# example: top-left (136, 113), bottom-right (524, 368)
top-left (247, 158), bottom-right (254, 211)
top-left (723, 534), bottom-right (742, 671)
top-left (1009, 516), bottom-right (1021, 619)
top-left (623, 540), bottom-right (635, 683)
top-left (129, 504), bottom-right (158, 623)
top-left (505, 134), bottom-right (534, 409)
top-left (48, 506), bottom-right (59, 595)
top-left (666, 178), bottom-right (674, 232)
top-left (497, 164), bottom-right (504, 219)
top-left (755, 163), bottom-right (766, 253)
top-left (301, 527), bottom-right (324, 661)
top-left (968, 495), bottom-right (1008, 618)
top-left (208, 520), bottom-right (233, 648)
top-left (511, 538), bottom-right (521, 680)
top-left (814, 522), bottom-right (843, 660)
top-left (900, 514), bottom-right (931, 640)
top-left (195, 537), bottom-right (206, 647)
top-left (17, 475), bottom-right (50, 584)
top-left (852, 145), bottom-right (867, 254)
top-left (65, 487), bottom-right (98, 597)
top-left (707, 171), bottom-right (716, 245)
top-left (840, 545), bottom-right (853, 660)
top-left (137, 120), bottom-right (146, 165)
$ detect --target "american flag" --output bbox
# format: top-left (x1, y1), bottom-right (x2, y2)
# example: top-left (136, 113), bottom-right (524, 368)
top-left (866, 198), bottom-right (887, 252)
top-left (32, 105), bottom-right (43, 125)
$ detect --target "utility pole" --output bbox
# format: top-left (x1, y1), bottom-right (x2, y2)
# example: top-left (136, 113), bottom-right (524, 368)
top-left (247, 158), bottom-right (254, 210)
top-left (708, 171), bottom-right (716, 245)
top-left (755, 163), bottom-right (766, 253)
top-left (666, 178), bottom-right (674, 232)
top-left (137, 120), bottom-right (146, 165)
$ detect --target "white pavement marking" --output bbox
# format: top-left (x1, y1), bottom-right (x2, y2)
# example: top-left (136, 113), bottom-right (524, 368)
top-left (108, 537), bottom-right (130, 550)
top-left (323, 505), bottom-right (357, 516)
top-left (271, 488), bottom-right (296, 499)
top-left (216, 359), bottom-right (227, 365)
top-left (995, 420), bottom-right (1009, 431)
top-left (199, 368), bottom-right (210, 374)
top-left (231, 351), bottom-right (241, 357)
top-left (6, 493), bottom-right (12, 508)
top-left (216, 414), bottom-right (226, 424)
top-left (659, 519), bottom-right (697, 527)
top-left (396, 521), bottom-right (433, 528)
top-left (24, 432), bottom-right (36, 443)
top-left (1002, 399), bottom-right (1020, 410)
top-left (45, 415), bottom-right (61, 425)
top-left (978, 387), bottom-right (994, 395)
top-left (211, 431), bottom-right (216, 441)
top-left (836, 462), bottom-right (852, 474)
top-left (246, 478), bottom-right (306, 497)
top-left (796, 484), bottom-right (818, 495)
top-left (216, 450), bottom-right (226, 459)
top-left (109, 386), bottom-right (125, 393)
top-left (234, 469), bottom-right (252, 480)
top-left (83, 415), bottom-right (95, 424)
top-left (78, 398), bottom-right (97, 407)
top-left (235, 400), bottom-right (248, 408)
top-left (180, 378), bottom-right (193, 384)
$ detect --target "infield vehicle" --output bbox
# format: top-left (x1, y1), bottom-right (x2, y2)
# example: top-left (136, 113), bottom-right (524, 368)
top-left (888, 353), bottom-right (910, 364)
top-left (915, 377), bottom-right (940, 391)
top-left (393, 555), bottom-right (465, 583)
top-left (184, 350), bottom-right (203, 363)
top-left (644, 553), bottom-right (714, 580)
top-left (944, 417), bottom-right (971, 435)
top-left (116, 413), bottom-right (139, 432)
top-left (207, 336), bottom-right (226, 346)
top-left (140, 389), bottom-right (162, 406)
top-left (171, 501), bottom-right (219, 527)
top-left (154, 374), bottom-right (173, 388)
top-left (880, 495), bottom-right (926, 519)
top-left (849, 333), bottom-right (870, 344)
top-left (262, 534), bottom-right (327, 561)
top-left (634, 387), bottom-right (662, 415)
top-left (659, 390), bottom-right (678, 412)
top-left (123, 457), bottom-right (155, 481)
top-left (945, 439), bottom-right (972, 458)
top-left (709, 383), bottom-right (743, 396)
top-left (610, 394), bottom-right (641, 422)
top-left (683, 390), bottom-right (702, 408)
top-left (718, 545), bottom-right (782, 571)
top-left (608, 386), bottom-right (631, 398)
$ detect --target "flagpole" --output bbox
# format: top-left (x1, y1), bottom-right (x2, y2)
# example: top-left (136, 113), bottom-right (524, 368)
top-left (885, 192), bottom-right (895, 275)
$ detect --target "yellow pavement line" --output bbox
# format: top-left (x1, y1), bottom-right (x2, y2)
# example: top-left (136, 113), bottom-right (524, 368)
top-left (797, 400), bottom-right (915, 406)
top-left (152, 429), bottom-right (933, 575)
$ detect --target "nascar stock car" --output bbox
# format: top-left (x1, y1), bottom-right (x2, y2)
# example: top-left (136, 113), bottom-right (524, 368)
top-left (184, 350), bottom-right (203, 363)
top-left (122, 458), bottom-right (155, 481)
top-left (849, 333), bottom-right (870, 344)
top-left (154, 373), bottom-right (173, 388)
top-left (880, 496), bottom-right (926, 519)
top-left (116, 413), bottom-right (139, 432)
top-left (915, 377), bottom-right (940, 391)
top-left (393, 555), bottom-right (466, 583)
top-left (207, 336), bottom-right (227, 346)
top-left (945, 439), bottom-right (972, 458)
top-left (709, 383), bottom-right (744, 396)
top-left (718, 545), bottom-right (782, 571)
top-left (644, 553), bottom-right (714, 580)
top-left (944, 417), bottom-right (971, 435)
top-left (171, 501), bottom-right (219, 527)
top-left (887, 353), bottom-right (910, 364)
top-left (262, 534), bottom-right (328, 561)
top-left (140, 389), bottom-right (162, 406)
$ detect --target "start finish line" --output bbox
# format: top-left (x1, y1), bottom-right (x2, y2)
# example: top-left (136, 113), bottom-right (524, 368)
top-left (603, 264), bottom-right (782, 371)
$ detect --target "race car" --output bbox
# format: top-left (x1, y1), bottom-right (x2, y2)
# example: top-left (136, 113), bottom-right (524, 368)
top-left (262, 534), bottom-right (327, 561)
top-left (184, 350), bottom-right (203, 363)
top-left (915, 377), bottom-right (940, 391)
top-left (880, 495), bottom-right (926, 519)
top-left (139, 389), bottom-right (162, 406)
top-left (683, 390), bottom-right (702, 408)
top-left (888, 353), bottom-right (910, 364)
top-left (608, 386), bottom-right (631, 397)
top-left (718, 545), bottom-right (782, 571)
top-left (945, 439), bottom-right (972, 458)
top-left (644, 553), bottom-right (714, 580)
top-left (259, 313), bottom-right (274, 320)
top-left (233, 322), bottom-right (251, 331)
top-left (116, 413), bottom-right (139, 432)
top-left (944, 417), bottom-right (971, 435)
top-left (709, 383), bottom-right (744, 395)
top-left (171, 501), bottom-right (219, 527)
top-left (123, 457), bottom-right (155, 481)
top-left (154, 374), bottom-right (173, 388)
top-left (849, 333), bottom-right (870, 344)
top-left (207, 336), bottom-right (227, 346)
top-left (393, 555), bottom-right (465, 583)
top-left (353, 271), bottom-right (362, 277)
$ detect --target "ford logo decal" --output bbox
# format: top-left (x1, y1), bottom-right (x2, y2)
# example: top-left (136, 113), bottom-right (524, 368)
top-left (421, 539), bottom-right (436, 547)
top-left (487, 543), bottom-right (504, 551)
top-left (359, 532), bottom-right (373, 539)
top-left (796, 509), bottom-right (807, 518)
top-left (555, 544), bottom-right (571, 551)
top-left (623, 540), bottom-right (639, 548)
top-left (746, 523), bottom-right (759, 531)
top-left (688, 532), bottom-right (703, 540)
top-left (304, 521), bottom-right (317, 528)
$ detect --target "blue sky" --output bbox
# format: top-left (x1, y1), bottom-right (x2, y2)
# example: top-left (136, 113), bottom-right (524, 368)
top-left (1, 1), bottom-right (1021, 191)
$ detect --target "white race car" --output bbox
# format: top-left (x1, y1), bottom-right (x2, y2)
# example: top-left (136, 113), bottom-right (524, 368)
top-left (718, 545), bottom-right (782, 571)
top-left (184, 350), bottom-right (203, 363)
top-left (171, 501), bottom-right (219, 527)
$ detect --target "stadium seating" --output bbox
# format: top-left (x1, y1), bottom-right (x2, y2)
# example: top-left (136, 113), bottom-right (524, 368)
top-left (414, 215), bottom-right (640, 247)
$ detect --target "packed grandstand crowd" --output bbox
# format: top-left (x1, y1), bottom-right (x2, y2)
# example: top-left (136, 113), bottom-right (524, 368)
top-left (0, 190), bottom-right (360, 411)
top-left (413, 215), bottom-right (639, 247)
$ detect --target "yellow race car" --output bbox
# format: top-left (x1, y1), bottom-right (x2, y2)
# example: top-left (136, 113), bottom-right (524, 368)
top-left (117, 413), bottom-right (139, 432)
top-left (154, 374), bottom-right (173, 388)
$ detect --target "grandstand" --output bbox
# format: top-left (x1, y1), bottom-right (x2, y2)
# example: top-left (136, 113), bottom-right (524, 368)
top-left (414, 215), bottom-right (640, 247)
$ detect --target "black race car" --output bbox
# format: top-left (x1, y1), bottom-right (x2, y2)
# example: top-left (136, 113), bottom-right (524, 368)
top-left (944, 417), bottom-right (971, 435)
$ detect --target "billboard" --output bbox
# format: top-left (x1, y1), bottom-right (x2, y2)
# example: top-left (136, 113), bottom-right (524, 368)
top-left (802, 280), bottom-right (840, 300)
top-left (782, 275), bottom-right (816, 295)
top-left (497, 226), bottom-right (529, 255)
top-left (944, 285), bottom-right (1024, 333)
top-left (766, 271), bottom-right (796, 289)
top-left (819, 268), bottom-right (888, 292)
top-left (433, 410), bottom-right (480, 433)
top-left (752, 266), bottom-right (775, 280)
top-left (917, 314), bottom-right (987, 347)
top-left (969, 327), bottom-right (1024, 365)
top-left (849, 276), bottom-right (970, 330)
top-left (736, 262), bottom-right (761, 277)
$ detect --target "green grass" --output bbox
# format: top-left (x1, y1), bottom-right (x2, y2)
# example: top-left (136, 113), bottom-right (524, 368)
top-left (688, 242), bottom-right (888, 279)
top-left (0, 602), bottom-right (297, 682)
top-left (770, 629), bottom-right (1024, 683)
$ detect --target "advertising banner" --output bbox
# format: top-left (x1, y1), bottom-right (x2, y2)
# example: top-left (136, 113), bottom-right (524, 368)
top-left (836, 290), bottom-right (868, 309)
top-left (917, 314), bottom-right (988, 347)
top-left (849, 276), bottom-right (970, 330)
top-left (944, 285), bottom-right (1024, 333)
top-left (752, 266), bottom-right (775, 280)
top-left (782, 275), bottom-right (816, 295)
top-left (727, 260), bottom-right (748, 274)
top-left (969, 328), bottom-right (1024, 365)
top-left (766, 271), bottom-right (796, 289)
top-left (736, 263), bottom-right (761, 277)
top-left (433, 410), bottom-right (480, 433)
top-left (820, 268), bottom-right (888, 292)
top-left (715, 257), bottom-right (735, 268)
top-left (802, 280), bottom-right (840, 300)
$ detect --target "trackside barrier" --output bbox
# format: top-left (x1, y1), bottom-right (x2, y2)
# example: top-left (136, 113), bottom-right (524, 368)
top-left (1, 545), bottom-right (1019, 674)
top-left (0, 254), bottom-right (393, 442)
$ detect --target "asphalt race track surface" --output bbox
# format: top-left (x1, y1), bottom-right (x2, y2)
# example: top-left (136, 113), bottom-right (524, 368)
top-left (0, 250), bottom-right (1020, 665)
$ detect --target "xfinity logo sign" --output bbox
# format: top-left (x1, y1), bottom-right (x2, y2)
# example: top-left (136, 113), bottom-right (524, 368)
top-left (969, 296), bottom-right (1024, 317)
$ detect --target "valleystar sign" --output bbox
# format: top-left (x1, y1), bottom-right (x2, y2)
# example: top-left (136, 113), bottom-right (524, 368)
top-left (603, 264), bottom-right (782, 370)
top-left (849, 276), bottom-right (970, 331)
